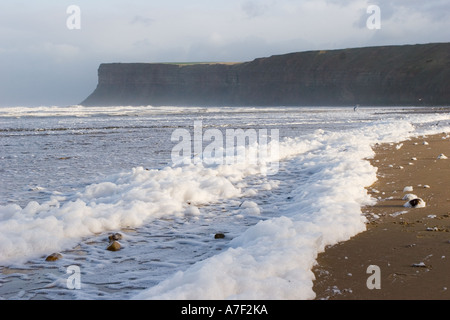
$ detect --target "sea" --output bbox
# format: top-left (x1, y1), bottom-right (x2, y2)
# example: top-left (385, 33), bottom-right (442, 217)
top-left (0, 105), bottom-right (449, 300)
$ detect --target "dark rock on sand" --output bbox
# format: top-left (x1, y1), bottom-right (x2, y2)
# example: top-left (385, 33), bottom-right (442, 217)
top-left (107, 241), bottom-right (121, 251)
top-left (45, 253), bottom-right (63, 261)
top-left (407, 198), bottom-right (426, 208)
top-left (108, 233), bottom-right (123, 242)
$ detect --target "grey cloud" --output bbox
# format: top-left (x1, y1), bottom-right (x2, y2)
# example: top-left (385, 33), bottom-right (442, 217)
top-left (0, 0), bottom-right (448, 106)
top-left (324, 0), bottom-right (449, 20)
top-left (354, 3), bottom-right (394, 29)
top-left (131, 15), bottom-right (154, 26)
top-left (184, 35), bottom-right (314, 63)
top-left (241, 1), bottom-right (268, 18)
top-left (353, 0), bottom-right (449, 30)
top-left (376, 0), bottom-right (449, 20)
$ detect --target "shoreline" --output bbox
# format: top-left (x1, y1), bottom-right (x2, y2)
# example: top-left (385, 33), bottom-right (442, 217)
top-left (1, 125), bottom-right (449, 300)
top-left (312, 132), bottom-right (450, 300)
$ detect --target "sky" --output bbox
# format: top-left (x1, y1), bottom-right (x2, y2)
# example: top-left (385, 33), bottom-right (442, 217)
top-left (0, 0), bottom-right (449, 106)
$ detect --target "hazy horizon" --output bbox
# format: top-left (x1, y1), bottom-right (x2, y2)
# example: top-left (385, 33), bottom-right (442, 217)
top-left (1, 0), bottom-right (449, 107)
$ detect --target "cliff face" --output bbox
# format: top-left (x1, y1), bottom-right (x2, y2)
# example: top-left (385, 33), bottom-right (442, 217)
top-left (81, 42), bottom-right (450, 106)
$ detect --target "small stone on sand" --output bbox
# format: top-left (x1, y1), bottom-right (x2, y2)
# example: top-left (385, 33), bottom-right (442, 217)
top-left (45, 253), bottom-right (63, 261)
top-left (404, 198), bottom-right (426, 208)
top-left (107, 241), bottom-right (121, 251)
top-left (108, 233), bottom-right (123, 242)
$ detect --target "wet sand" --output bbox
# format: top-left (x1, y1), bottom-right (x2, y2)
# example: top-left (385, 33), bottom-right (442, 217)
top-left (313, 132), bottom-right (450, 300)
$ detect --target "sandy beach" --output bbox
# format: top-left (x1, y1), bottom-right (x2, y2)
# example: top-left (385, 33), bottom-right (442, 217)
top-left (313, 132), bottom-right (450, 300)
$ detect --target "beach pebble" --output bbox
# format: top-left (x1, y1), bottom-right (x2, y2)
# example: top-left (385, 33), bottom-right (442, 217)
top-left (107, 241), bottom-right (121, 251)
top-left (437, 154), bottom-right (448, 159)
top-left (45, 253), bottom-right (63, 262)
top-left (403, 186), bottom-right (414, 192)
top-left (423, 141), bottom-right (429, 145)
top-left (411, 262), bottom-right (428, 268)
top-left (404, 198), bottom-right (426, 208)
top-left (402, 194), bottom-right (418, 201)
top-left (108, 233), bottom-right (123, 242)
top-left (423, 185), bottom-right (431, 188)
top-left (214, 233), bottom-right (225, 239)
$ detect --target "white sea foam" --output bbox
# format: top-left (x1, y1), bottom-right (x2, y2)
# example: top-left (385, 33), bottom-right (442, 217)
top-left (0, 107), bottom-right (449, 300)
top-left (0, 105), bottom-right (330, 118)
top-left (134, 116), bottom-right (450, 300)
top-left (0, 129), bottom-right (317, 265)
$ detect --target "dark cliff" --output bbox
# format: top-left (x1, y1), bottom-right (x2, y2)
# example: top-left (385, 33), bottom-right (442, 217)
top-left (81, 42), bottom-right (450, 107)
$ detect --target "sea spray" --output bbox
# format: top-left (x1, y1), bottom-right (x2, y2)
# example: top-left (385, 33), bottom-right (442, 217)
top-left (0, 106), bottom-right (449, 300)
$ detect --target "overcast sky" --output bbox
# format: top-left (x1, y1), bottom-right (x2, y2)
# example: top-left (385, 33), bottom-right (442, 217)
top-left (0, 0), bottom-right (449, 106)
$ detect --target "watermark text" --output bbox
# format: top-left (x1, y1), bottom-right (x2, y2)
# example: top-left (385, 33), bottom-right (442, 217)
top-left (66, 5), bottom-right (81, 30)
top-left (171, 121), bottom-right (279, 175)
top-left (366, 265), bottom-right (381, 290)
top-left (66, 265), bottom-right (81, 290)
top-left (366, 5), bottom-right (381, 30)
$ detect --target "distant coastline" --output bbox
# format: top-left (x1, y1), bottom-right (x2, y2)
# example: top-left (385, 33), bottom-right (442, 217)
top-left (81, 42), bottom-right (450, 107)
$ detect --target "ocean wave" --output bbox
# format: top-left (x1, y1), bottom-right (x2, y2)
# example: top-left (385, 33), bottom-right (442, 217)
top-left (0, 109), bottom-right (448, 300)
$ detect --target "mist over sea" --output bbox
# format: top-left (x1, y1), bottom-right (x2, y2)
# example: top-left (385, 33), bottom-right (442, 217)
top-left (0, 105), bottom-right (449, 299)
